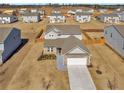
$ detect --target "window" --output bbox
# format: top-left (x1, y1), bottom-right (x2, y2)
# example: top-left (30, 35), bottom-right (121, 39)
top-left (51, 47), bottom-right (53, 52)
top-left (105, 31), bottom-right (107, 34)
top-left (111, 33), bottom-right (112, 38)
top-left (47, 47), bottom-right (50, 52)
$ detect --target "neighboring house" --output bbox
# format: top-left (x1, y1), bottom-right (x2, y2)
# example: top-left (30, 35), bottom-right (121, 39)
top-left (48, 13), bottom-right (65, 23)
top-left (104, 25), bottom-right (124, 58)
top-left (3, 10), bottom-right (15, 15)
top-left (67, 10), bottom-right (76, 15)
top-left (0, 14), bottom-right (18, 24)
top-left (19, 9), bottom-right (30, 15)
top-left (0, 27), bottom-right (22, 64)
top-left (43, 25), bottom-right (90, 70)
top-left (98, 9), bottom-right (107, 13)
top-left (97, 14), bottom-right (120, 24)
top-left (114, 11), bottom-right (124, 22)
top-left (22, 13), bottom-right (41, 23)
top-left (44, 25), bottom-right (83, 40)
top-left (75, 12), bottom-right (91, 23)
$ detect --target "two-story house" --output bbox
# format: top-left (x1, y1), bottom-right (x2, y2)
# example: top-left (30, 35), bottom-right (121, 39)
top-left (0, 14), bottom-right (18, 24)
top-left (97, 14), bottom-right (120, 24)
top-left (75, 12), bottom-right (91, 23)
top-left (48, 13), bottom-right (65, 23)
top-left (43, 25), bottom-right (90, 70)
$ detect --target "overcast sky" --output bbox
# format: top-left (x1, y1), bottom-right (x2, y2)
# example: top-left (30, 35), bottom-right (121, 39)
top-left (0, 0), bottom-right (124, 4)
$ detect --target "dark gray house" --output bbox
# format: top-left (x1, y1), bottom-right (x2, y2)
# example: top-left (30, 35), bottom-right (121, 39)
top-left (104, 25), bottom-right (124, 58)
top-left (0, 27), bottom-right (22, 64)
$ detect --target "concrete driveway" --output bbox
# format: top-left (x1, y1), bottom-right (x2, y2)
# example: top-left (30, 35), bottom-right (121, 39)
top-left (67, 65), bottom-right (96, 90)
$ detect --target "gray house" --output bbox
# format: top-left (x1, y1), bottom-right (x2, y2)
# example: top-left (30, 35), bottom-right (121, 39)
top-left (97, 14), bottom-right (120, 24)
top-left (75, 12), bottom-right (91, 23)
top-left (0, 27), bottom-right (22, 64)
top-left (48, 13), bottom-right (65, 23)
top-left (104, 25), bottom-right (124, 58)
top-left (22, 13), bottom-right (41, 23)
top-left (44, 25), bottom-right (90, 70)
top-left (0, 14), bottom-right (18, 24)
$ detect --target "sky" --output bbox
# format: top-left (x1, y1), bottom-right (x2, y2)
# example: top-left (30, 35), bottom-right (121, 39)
top-left (0, 0), bottom-right (124, 5)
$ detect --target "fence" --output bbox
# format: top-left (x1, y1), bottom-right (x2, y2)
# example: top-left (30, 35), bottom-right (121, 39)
top-left (83, 38), bottom-right (105, 45)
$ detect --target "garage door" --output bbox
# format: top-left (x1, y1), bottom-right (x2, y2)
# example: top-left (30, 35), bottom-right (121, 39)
top-left (67, 58), bottom-right (87, 65)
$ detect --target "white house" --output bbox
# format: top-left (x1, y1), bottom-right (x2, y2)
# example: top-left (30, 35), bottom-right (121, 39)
top-left (48, 13), bottom-right (65, 23)
top-left (22, 13), bottom-right (41, 23)
top-left (75, 12), bottom-right (91, 23)
top-left (0, 14), bottom-right (18, 24)
top-left (97, 14), bottom-right (120, 24)
top-left (44, 25), bottom-right (83, 40)
top-left (0, 27), bottom-right (22, 64)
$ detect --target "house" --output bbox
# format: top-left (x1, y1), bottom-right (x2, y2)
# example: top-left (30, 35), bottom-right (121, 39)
top-left (44, 25), bottom-right (83, 40)
top-left (3, 10), bottom-right (15, 15)
top-left (75, 12), bottom-right (91, 23)
top-left (67, 10), bottom-right (76, 15)
top-left (104, 25), bottom-right (124, 58)
top-left (48, 13), bottom-right (65, 23)
top-left (0, 14), bottom-right (18, 24)
top-left (98, 9), bottom-right (107, 13)
top-left (19, 9), bottom-right (30, 15)
top-left (97, 14), bottom-right (120, 24)
top-left (43, 25), bottom-right (90, 70)
top-left (0, 27), bottom-right (22, 64)
top-left (22, 13), bottom-right (41, 23)
top-left (113, 11), bottom-right (124, 22)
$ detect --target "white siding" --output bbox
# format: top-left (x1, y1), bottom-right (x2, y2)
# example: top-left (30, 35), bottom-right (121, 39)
top-left (69, 47), bottom-right (86, 54)
top-left (45, 31), bottom-right (58, 39)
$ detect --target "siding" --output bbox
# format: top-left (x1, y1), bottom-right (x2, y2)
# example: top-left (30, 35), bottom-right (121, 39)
top-left (104, 26), bottom-right (124, 57)
top-left (22, 16), bottom-right (40, 23)
top-left (2, 29), bottom-right (21, 62)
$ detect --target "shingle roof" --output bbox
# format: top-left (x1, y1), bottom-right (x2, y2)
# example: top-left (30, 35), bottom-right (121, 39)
top-left (45, 25), bottom-right (81, 35)
top-left (0, 27), bottom-right (17, 43)
top-left (22, 13), bottom-right (40, 16)
top-left (99, 14), bottom-right (119, 18)
top-left (76, 12), bottom-right (91, 15)
top-left (0, 14), bottom-right (15, 17)
top-left (44, 36), bottom-right (89, 54)
top-left (51, 13), bottom-right (63, 16)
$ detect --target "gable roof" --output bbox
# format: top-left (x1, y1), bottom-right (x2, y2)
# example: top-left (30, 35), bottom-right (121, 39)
top-left (44, 36), bottom-right (89, 55)
top-left (45, 25), bottom-right (81, 35)
top-left (0, 27), bottom-right (18, 43)
top-left (76, 12), bottom-right (91, 16)
top-left (98, 14), bottom-right (119, 18)
top-left (50, 13), bottom-right (63, 16)
top-left (22, 13), bottom-right (40, 16)
top-left (0, 14), bottom-right (15, 17)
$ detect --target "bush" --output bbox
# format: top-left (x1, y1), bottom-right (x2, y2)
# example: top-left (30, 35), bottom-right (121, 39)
top-left (38, 54), bottom-right (56, 61)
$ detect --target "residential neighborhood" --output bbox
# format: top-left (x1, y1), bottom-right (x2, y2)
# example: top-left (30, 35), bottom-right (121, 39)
top-left (0, 4), bottom-right (124, 90)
